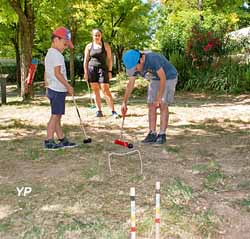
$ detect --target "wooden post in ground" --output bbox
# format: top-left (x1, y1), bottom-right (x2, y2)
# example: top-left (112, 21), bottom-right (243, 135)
top-left (0, 74), bottom-right (8, 105)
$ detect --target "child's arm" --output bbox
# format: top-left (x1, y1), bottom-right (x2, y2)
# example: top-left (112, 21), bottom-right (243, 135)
top-left (54, 66), bottom-right (73, 95)
top-left (121, 76), bottom-right (136, 117)
top-left (44, 72), bottom-right (48, 88)
top-left (156, 67), bottom-right (166, 107)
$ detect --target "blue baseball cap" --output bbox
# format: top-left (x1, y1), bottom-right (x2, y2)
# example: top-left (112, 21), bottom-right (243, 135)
top-left (122, 49), bottom-right (140, 77)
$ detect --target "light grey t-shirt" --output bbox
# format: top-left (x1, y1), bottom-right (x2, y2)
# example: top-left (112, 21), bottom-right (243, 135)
top-left (45, 48), bottom-right (67, 92)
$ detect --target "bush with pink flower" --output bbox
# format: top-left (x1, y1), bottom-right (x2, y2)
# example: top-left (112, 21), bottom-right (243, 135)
top-left (186, 25), bottom-right (223, 68)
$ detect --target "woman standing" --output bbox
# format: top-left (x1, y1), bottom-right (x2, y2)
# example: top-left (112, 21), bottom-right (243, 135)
top-left (84, 29), bottom-right (118, 117)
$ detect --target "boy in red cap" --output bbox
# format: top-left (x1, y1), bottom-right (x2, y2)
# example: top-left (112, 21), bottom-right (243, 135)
top-left (44, 27), bottom-right (76, 150)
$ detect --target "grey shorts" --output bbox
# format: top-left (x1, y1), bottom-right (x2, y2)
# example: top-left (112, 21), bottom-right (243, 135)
top-left (147, 78), bottom-right (178, 104)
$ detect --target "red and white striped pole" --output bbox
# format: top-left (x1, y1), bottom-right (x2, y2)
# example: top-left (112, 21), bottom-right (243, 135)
top-left (130, 187), bottom-right (136, 239)
top-left (155, 181), bottom-right (160, 239)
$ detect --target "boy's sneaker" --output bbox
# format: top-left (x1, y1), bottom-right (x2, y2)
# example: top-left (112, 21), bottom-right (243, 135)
top-left (111, 111), bottom-right (120, 118)
top-left (44, 139), bottom-right (63, 150)
top-left (58, 138), bottom-right (77, 148)
top-left (141, 131), bottom-right (157, 144)
top-left (96, 111), bottom-right (104, 117)
top-left (155, 134), bottom-right (166, 145)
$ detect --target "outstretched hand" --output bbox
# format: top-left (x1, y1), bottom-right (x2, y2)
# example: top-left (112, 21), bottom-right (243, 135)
top-left (67, 85), bottom-right (74, 96)
top-left (121, 102), bottom-right (128, 118)
top-left (153, 99), bottom-right (161, 108)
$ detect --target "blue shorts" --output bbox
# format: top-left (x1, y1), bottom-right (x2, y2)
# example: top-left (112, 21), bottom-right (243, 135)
top-left (47, 88), bottom-right (67, 115)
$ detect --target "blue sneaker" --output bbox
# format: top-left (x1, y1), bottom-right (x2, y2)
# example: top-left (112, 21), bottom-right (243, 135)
top-left (155, 134), bottom-right (166, 145)
top-left (96, 111), bottom-right (104, 117)
top-left (112, 111), bottom-right (120, 118)
top-left (58, 138), bottom-right (77, 148)
top-left (141, 131), bottom-right (157, 144)
top-left (44, 139), bottom-right (63, 150)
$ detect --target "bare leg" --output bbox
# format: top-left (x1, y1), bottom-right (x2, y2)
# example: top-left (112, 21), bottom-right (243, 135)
top-left (148, 103), bottom-right (157, 132)
top-left (55, 115), bottom-right (64, 139)
top-left (90, 83), bottom-right (102, 111)
top-left (47, 115), bottom-right (60, 140)
top-left (100, 83), bottom-right (115, 111)
top-left (159, 103), bottom-right (169, 134)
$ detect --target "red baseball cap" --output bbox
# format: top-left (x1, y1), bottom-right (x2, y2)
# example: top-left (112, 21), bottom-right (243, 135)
top-left (52, 27), bottom-right (74, 49)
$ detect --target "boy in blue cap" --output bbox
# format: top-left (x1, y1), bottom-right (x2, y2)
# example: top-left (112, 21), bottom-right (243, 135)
top-left (121, 50), bottom-right (178, 144)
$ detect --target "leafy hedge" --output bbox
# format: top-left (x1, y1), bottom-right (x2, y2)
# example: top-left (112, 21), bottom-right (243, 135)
top-left (169, 51), bottom-right (250, 93)
top-left (0, 60), bottom-right (84, 83)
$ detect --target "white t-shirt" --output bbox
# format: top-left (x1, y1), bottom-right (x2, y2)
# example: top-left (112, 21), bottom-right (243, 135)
top-left (45, 48), bottom-right (68, 92)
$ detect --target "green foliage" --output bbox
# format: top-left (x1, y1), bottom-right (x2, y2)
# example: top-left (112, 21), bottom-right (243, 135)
top-left (236, 199), bottom-right (250, 212)
top-left (192, 160), bottom-right (220, 174)
top-left (23, 225), bottom-right (41, 239)
top-left (110, 71), bottom-right (128, 96)
top-left (1, 0), bottom-right (250, 93)
top-left (196, 210), bottom-right (219, 238)
top-left (132, 77), bottom-right (148, 97)
top-left (0, 62), bottom-right (16, 81)
top-left (65, 60), bottom-right (83, 79)
top-left (152, 5), bottom-right (199, 54)
top-left (0, 59), bottom-right (84, 83)
top-left (163, 178), bottom-right (194, 206)
top-left (185, 25), bottom-right (224, 67)
top-left (183, 58), bottom-right (250, 93)
top-left (204, 171), bottom-right (225, 190)
top-left (168, 51), bottom-right (189, 89)
top-left (153, 0), bottom-right (250, 53)
top-left (112, 71), bottom-right (148, 97)
top-left (0, 0), bottom-right (18, 57)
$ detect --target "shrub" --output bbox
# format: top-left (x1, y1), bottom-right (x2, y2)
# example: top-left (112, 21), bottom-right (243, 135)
top-left (0, 63), bottom-right (16, 82)
top-left (169, 51), bottom-right (191, 90)
top-left (185, 25), bottom-right (224, 68)
top-left (183, 58), bottom-right (250, 93)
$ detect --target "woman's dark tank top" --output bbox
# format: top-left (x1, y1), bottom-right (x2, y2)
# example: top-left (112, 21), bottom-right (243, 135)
top-left (88, 41), bottom-right (107, 69)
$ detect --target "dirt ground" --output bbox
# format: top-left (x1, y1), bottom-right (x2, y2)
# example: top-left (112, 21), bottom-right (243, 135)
top-left (0, 88), bottom-right (250, 239)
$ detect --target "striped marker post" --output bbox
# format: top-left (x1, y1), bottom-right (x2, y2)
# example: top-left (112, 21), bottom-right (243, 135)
top-left (130, 187), bottom-right (136, 239)
top-left (155, 181), bottom-right (160, 239)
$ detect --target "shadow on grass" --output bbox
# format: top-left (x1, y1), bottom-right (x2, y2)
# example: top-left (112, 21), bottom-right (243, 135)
top-left (3, 80), bottom-right (250, 108)
top-left (174, 92), bottom-right (250, 108)
top-left (0, 117), bottom-right (249, 161)
top-left (0, 115), bottom-right (250, 238)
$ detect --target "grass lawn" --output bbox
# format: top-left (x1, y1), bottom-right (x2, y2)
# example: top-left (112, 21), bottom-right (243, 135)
top-left (0, 80), bottom-right (250, 238)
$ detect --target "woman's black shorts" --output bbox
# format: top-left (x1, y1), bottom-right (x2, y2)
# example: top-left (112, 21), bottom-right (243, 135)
top-left (88, 66), bottom-right (109, 84)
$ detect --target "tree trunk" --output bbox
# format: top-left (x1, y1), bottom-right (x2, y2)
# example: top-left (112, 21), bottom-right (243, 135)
top-left (69, 22), bottom-right (77, 86)
top-left (197, 0), bottom-right (203, 10)
top-left (20, 22), bottom-right (33, 99)
top-left (15, 42), bottom-right (21, 89)
top-left (8, 0), bottom-right (35, 100)
top-left (198, 0), bottom-right (204, 21)
top-left (11, 22), bottom-right (21, 89)
top-left (114, 46), bottom-right (124, 73)
top-left (70, 49), bottom-right (75, 86)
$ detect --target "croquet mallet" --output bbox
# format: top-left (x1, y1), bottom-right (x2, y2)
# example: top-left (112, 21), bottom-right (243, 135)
top-left (84, 80), bottom-right (95, 109)
top-left (72, 95), bottom-right (92, 144)
top-left (114, 116), bottom-right (133, 148)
